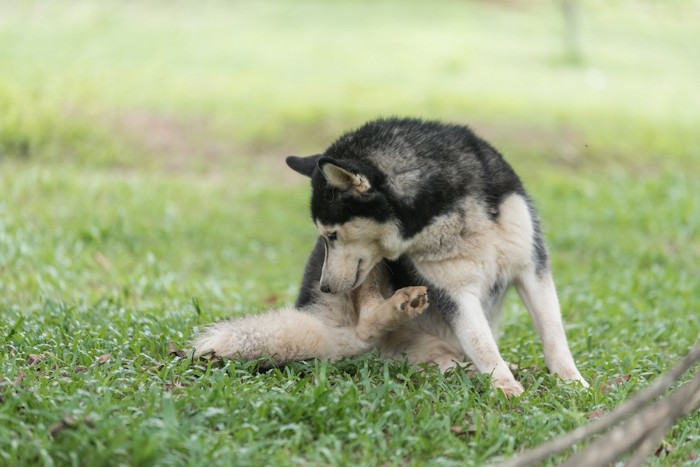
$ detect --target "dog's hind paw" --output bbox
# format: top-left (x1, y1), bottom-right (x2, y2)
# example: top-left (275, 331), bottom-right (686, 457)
top-left (395, 286), bottom-right (429, 317)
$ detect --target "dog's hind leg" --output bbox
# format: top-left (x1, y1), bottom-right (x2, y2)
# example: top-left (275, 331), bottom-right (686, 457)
top-left (192, 307), bottom-right (342, 363)
top-left (355, 286), bottom-right (429, 341)
top-left (515, 267), bottom-right (588, 387)
top-left (192, 285), bottom-right (429, 364)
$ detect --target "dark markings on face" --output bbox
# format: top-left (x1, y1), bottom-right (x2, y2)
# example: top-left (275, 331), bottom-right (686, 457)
top-left (308, 118), bottom-right (529, 240)
top-left (310, 164), bottom-right (394, 227)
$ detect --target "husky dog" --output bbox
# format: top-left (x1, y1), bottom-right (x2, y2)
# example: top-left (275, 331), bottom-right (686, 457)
top-left (194, 118), bottom-right (588, 396)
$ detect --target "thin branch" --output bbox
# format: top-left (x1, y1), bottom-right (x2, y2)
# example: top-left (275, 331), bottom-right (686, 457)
top-left (625, 380), bottom-right (700, 467)
top-left (494, 345), bottom-right (700, 467)
top-left (562, 369), bottom-right (700, 467)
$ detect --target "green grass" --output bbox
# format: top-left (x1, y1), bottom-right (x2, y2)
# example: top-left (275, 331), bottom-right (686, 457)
top-left (1, 0), bottom-right (699, 465)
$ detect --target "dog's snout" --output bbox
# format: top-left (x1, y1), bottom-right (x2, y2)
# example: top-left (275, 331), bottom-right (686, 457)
top-left (320, 284), bottom-right (331, 293)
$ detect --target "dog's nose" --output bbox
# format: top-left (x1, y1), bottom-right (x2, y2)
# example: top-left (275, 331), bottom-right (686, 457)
top-left (320, 284), bottom-right (331, 293)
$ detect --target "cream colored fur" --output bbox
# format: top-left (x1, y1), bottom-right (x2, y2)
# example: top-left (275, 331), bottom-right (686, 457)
top-left (193, 268), bottom-right (432, 365)
top-left (316, 194), bottom-right (588, 396)
top-left (194, 193), bottom-right (587, 397)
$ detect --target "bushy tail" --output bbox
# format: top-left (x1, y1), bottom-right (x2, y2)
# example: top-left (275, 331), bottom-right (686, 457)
top-left (192, 307), bottom-right (343, 364)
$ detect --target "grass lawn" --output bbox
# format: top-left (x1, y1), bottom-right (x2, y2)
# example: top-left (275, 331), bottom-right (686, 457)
top-left (1, 0), bottom-right (699, 465)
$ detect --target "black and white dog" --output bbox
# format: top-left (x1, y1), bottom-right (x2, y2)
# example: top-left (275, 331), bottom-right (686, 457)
top-left (194, 118), bottom-right (587, 396)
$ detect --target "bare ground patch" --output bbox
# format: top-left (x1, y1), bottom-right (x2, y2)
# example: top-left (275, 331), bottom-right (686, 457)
top-left (471, 121), bottom-right (587, 169)
top-left (109, 110), bottom-right (323, 184)
top-left (112, 110), bottom-right (229, 172)
top-left (107, 109), bottom-right (673, 179)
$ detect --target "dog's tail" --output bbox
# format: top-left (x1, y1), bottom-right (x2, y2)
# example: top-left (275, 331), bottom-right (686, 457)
top-left (192, 307), bottom-right (347, 364)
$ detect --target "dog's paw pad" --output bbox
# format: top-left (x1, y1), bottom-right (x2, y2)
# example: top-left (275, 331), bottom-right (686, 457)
top-left (396, 286), bottom-right (429, 316)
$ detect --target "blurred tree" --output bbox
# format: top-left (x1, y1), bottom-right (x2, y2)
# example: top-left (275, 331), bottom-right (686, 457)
top-left (561, 0), bottom-right (584, 64)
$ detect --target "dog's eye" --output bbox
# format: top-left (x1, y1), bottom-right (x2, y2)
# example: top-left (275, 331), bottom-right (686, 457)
top-left (326, 232), bottom-right (338, 242)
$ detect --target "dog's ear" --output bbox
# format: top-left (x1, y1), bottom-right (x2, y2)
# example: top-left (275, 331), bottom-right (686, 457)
top-left (286, 155), bottom-right (321, 178)
top-left (318, 157), bottom-right (371, 194)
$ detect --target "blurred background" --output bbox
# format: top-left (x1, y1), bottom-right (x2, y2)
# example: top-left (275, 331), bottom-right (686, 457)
top-left (1, 0), bottom-right (698, 173)
top-left (2, 3), bottom-right (699, 463)
top-left (0, 0), bottom-right (698, 312)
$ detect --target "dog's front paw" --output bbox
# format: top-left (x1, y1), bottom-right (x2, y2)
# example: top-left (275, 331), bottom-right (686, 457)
top-left (493, 377), bottom-right (525, 398)
top-left (556, 371), bottom-right (590, 388)
top-left (394, 286), bottom-right (429, 317)
top-left (548, 362), bottom-right (590, 388)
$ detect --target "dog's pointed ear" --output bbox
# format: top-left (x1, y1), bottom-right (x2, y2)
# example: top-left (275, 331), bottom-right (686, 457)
top-left (318, 157), bottom-right (371, 194)
top-left (286, 154), bottom-right (321, 178)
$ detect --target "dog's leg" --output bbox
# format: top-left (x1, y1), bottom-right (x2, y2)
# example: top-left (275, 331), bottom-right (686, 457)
top-left (192, 307), bottom-right (341, 363)
top-left (451, 289), bottom-right (524, 397)
top-left (355, 286), bottom-right (429, 341)
top-left (516, 267), bottom-right (588, 387)
top-left (193, 287), bottom-right (429, 364)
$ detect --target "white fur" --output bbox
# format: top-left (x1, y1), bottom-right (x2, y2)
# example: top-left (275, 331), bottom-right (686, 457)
top-left (316, 194), bottom-right (586, 396)
top-left (516, 269), bottom-right (588, 385)
top-left (196, 193), bottom-right (587, 397)
top-left (193, 269), bottom-right (433, 368)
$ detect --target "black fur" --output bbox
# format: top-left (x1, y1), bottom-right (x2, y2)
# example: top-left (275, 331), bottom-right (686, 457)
top-left (483, 275), bottom-right (509, 314)
top-left (289, 117), bottom-right (548, 308)
top-left (294, 237), bottom-right (326, 308)
top-left (310, 162), bottom-right (394, 226)
top-left (288, 117), bottom-right (529, 239)
top-left (524, 196), bottom-right (549, 274)
top-left (286, 155), bottom-right (321, 177)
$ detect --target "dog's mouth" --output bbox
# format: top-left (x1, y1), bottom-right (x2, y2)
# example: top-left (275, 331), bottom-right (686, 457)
top-left (320, 258), bottom-right (367, 294)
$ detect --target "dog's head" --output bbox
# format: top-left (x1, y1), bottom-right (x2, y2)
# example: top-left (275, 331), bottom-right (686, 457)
top-left (286, 154), bottom-right (403, 294)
